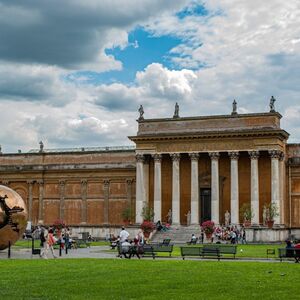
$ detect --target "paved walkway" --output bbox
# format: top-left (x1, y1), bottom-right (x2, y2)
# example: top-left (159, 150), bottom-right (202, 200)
top-left (0, 245), bottom-right (296, 263)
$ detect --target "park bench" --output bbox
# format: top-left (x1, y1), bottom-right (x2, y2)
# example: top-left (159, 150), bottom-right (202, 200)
top-left (72, 237), bottom-right (91, 248)
top-left (151, 244), bottom-right (174, 257)
top-left (200, 247), bottom-right (220, 261)
top-left (142, 244), bottom-right (155, 259)
top-left (278, 248), bottom-right (300, 263)
top-left (203, 244), bottom-right (237, 258)
top-left (180, 246), bottom-right (202, 260)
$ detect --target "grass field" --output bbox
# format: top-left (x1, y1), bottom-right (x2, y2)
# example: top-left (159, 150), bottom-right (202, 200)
top-left (0, 259), bottom-right (299, 300)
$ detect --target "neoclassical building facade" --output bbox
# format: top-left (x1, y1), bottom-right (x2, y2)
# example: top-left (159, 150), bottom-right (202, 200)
top-left (0, 109), bottom-right (300, 234)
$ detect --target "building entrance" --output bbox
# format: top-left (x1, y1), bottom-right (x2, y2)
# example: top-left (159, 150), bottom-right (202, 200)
top-left (200, 188), bottom-right (211, 224)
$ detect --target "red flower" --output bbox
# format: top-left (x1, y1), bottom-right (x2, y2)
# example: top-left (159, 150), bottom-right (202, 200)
top-left (201, 220), bottom-right (215, 234)
top-left (140, 221), bottom-right (155, 233)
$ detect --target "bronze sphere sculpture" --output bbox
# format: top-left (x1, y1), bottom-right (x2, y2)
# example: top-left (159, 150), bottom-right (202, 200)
top-left (0, 185), bottom-right (28, 250)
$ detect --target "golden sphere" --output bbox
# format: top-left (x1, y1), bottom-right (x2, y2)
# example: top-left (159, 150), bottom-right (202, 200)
top-left (0, 185), bottom-right (28, 250)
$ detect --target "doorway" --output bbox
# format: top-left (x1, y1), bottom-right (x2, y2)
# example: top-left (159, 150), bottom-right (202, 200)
top-left (200, 188), bottom-right (211, 224)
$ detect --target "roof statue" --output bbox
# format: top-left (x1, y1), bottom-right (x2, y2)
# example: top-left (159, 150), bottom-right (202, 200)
top-left (269, 96), bottom-right (276, 113)
top-left (39, 141), bottom-right (44, 153)
top-left (173, 102), bottom-right (179, 118)
top-left (138, 105), bottom-right (144, 121)
top-left (231, 99), bottom-right (237, 115)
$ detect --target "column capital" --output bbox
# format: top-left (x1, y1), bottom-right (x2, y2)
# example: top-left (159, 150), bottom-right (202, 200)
top-left (269, 150), bottom-right (282, 159)
top-left (26, 180), bottom-right (34, 185)
top-left (136, 154), bottom-right (145, 163)
top-left (279, 152), bottom-right (285, 161)
top-left (170, 153), bottom-right (180, 162)
top-left (37, 179), bottom-right (44, 185)
top-left (81, 179), bottom-right (87, 185)
top-left (189, 152), bottom-right (200, 161)
top-left (1, 180), bottom-right (9, 185)
top-left (58, 180), bottom-right (65, 186)
top-left (126, 178), bottom-right (133, 185)
top-left (152, 153), bottom-right (162, 162)
top-left (209, 152), bottom-right (220, 160)
top-left (103, 179), bottom-right (110, 187)
top-left (248, 150), bottom-right (259, 159)
top-left (228, 151), bottom-right (239, 160)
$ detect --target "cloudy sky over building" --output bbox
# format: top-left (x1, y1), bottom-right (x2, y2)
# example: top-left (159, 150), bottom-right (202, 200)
top-left (0, 0), bottom-right (300, 152)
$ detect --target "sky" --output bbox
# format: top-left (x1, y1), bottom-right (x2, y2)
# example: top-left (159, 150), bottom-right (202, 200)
top-left (0, 0), bottom-right (300, 152)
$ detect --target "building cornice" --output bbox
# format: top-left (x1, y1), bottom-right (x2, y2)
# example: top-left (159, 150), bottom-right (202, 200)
top-left (129, 128), bottom-right (289, 142)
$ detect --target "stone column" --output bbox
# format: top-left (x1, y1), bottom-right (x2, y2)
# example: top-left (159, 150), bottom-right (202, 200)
top-left (269, 150), bottom-right (281, 225)
top-left (135, 154), bottom-right (145, 223)
top-left (81, 180), bottom-right (87, 224)
top-left (279, 153), bottom-right (285, 225)
top-left (209, 152), bottom-right (220, 224)
top-left (27, 180), bottom-right (34, 222)
top-left (228, 151), bottom-right (239, 225)
top-left (59, 180), bottom-right (65, 220)
top-left (103, 180), bottom-right (110, 224)
top-left (171, 153), bottom-right (180, 225)
top-left (144, 157), bottom-right (150, 204)
top-left (189, 153), bottom-right (199, 225)
top-left (37, 180), bottom-right (44, 224)
top-left (249, 151), bottom-right (259, 225)
top-left (126, 179), bottom-right (133, 220)
top-left (153, 154), bottom-right (162, 223)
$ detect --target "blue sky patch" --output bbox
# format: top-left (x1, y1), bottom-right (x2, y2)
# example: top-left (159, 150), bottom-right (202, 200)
top-left (66, 27), bottom-right (183, 85)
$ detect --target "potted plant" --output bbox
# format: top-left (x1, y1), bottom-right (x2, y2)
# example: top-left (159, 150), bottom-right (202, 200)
top-left (265, 203), bottom-right (279, 228)
top-left (140, 220), bottom-right (155, 238)
top-left (141, 204), bottom-right (154, 221)
top-left (239, 203), bottom-right (254, 227)
top-left (121, 206), bottom-right (132, 225)
top-left (201, 220), bottom-right (215, 239)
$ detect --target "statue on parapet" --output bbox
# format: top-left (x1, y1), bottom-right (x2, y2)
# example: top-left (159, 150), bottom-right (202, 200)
top-left (173, 102), bottom-right (179, 118)
top-left (39, 141), bottom-right (44, 153)
top-left (138, 105), bottom-right (144, 121)
top-left (231, 99), bottom-right (237, 115)
top-left (269, 96), bottom-right (276, 113)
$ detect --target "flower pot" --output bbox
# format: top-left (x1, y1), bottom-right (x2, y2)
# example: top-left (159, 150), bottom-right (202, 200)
top-left (143, 231), bottom-right (151, 239)
top-left (244, 220), bottom-right (251, 228)
top-left (205, 232), bottom-right (212, 240)
top-left (123, 219), bottom-right (130, 226)
top-left (267, 220), bottom-right (274, 229)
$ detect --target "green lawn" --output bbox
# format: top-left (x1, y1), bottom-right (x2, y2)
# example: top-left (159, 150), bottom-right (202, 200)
top-left (0, 259), bottom-right (299, 300)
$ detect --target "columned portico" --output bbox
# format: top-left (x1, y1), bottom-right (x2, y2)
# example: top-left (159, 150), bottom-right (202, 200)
top-left (269, 150), bottom-right (281, 225)
top-left (249, 151), bottom-right (260, 225)
top-left (228, 151), bottom-right (239, 225)
top-left (189, 153), bottom-right (199, 225)
top-left (135, 154), bottom-right (145, 223)
top-left (209, 152), bottom-right (220, 225)
top-left (171, 153), bottom-right (180, 225)
top-left (153, 153), bottom-right (162, 222)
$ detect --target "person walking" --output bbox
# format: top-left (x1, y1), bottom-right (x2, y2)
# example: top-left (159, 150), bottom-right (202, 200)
top-left (47, 228), bottom-right (57, 258)
top-left (40, 226), bottom-right (48, 259)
